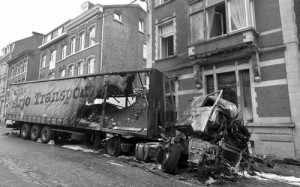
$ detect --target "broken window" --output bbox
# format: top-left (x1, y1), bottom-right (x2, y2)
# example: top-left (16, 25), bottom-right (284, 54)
top-left (158, 21), bottom-right (175, 59)
top-left (189, 0), bottom-right (254, 42)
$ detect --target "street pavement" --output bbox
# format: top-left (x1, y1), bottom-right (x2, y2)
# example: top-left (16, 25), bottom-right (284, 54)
top-left (0, 126), bottom-right (198, 187)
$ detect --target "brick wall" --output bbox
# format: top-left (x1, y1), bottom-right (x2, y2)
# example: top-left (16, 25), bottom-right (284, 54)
top-left (102, 6), bottom-right (147, 72)
top-left (260, 64), bottom-right (287, 81)
top-left (255, 85), bottom-right (291, 117)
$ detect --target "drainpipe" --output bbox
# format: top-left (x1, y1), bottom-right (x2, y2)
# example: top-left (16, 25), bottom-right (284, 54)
top-left (100, 14), bottom-right (105, 72)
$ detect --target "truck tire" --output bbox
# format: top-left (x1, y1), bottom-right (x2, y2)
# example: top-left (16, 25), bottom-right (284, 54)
top-left (161, 143), bottom-right (182, 174)
top-left (41, 126), bottom-right (53, 144)
top-left (30, 125), bottom-right (41, 141)
top-left (21, 123), bottom-right (32, 140)
top-left (106, 136), bottom-right (123, 156)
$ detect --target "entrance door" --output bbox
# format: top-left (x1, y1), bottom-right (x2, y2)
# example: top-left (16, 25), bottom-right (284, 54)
top-left (217, 72), bottom-right (238, 106)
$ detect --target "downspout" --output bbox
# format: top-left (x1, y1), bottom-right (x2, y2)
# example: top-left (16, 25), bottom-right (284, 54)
top-left (100, 14), bottom-right (105, 72)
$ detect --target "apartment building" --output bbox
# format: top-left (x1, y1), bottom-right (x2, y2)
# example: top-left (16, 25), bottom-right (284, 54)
top-left (39, 2), bottom-right (147, 80)
top-left (0, 32), bottom-right (43, 123)
top-left (151, 0), bottom-right (300, 158)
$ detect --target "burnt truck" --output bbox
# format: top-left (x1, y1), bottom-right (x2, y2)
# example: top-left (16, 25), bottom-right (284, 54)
top-left (5, 68), bottom-right (176, 156)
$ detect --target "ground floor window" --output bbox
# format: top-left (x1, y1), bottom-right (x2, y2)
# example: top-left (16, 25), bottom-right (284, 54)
top-left (205, 69), bottom-right (253, 121)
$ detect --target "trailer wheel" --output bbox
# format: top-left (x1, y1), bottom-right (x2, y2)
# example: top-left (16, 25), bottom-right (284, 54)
top-left (30, 125), bottom-right (41, 141)
top-left (41, 126), bottom-right (53, 144)
top-left (161, 143), bottom-right (182, 174)
top-left (106, 136), bottom-right (123, 156)
top-left (21, 123), bottom-right (32, 140)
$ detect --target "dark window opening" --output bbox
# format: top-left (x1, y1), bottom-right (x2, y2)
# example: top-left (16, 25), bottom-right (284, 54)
top-left (207, 2), bottom-right (227, 38)
top-left (162, 35), bottom-right (174, 58)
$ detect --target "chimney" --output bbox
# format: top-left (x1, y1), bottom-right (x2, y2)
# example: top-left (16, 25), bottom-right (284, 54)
top-left (81, 1), bottom-right (95, 13)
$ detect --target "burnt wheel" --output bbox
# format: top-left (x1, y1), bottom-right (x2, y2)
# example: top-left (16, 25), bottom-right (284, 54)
top-left (30, 125), bottom-right (41, 141)
top-left (161, 143), bottom-right (181, 174)
top-left (21, 123), bottom-right (32, 140)
top-left (106, 136), bottom-right (123, 156)
top-left (41, 126), bottom-right (53, 144)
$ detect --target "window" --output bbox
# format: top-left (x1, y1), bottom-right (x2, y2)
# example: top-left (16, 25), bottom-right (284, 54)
top-left (60, 69), bottom-right (65, 78)
top-left (79, 32), bottom-right (85, 50)
top-left (45, 34), bottom-right (52, 43)
top-left (16, 64), bottom-right (19, 75)
top-left (157, 21), bottom-right (175, 59)
top-left (189, 0), bottom-right (255, 43)
top-left (41, 54), bottom-right (46, 68)
top-left (20, 62), bottom-right (24, 73)
top-left (88, 27), bottom-right (96, 46)
top-left (68, 64), bottom-right (75, 76)
top-left (71, 37), bottom-right (76, 54)
top-left (114, 12), bottom-right (122, 22)
top-left (78, 62), bottom-right (83, 75)
top-left (61, 45), bottom-right (67, 60)
top-left (49, 72), bottom-right (55, 79)
top-left (50, 50), bottom-right (56, 70)
top-left (87, 57), bottom-right (95, 74)
top-left (155, 0), bottom-right (170, 6)
top-left (10, 67), bottom-right (14, 78)
top-left (143, 44), bottom-right (147, 59)
top-left (139, 19), bottom-right (145, 33)
top-left (24, 61), bottom-right (27, 72)
top-left (58, 27), bottom-right (63, 35)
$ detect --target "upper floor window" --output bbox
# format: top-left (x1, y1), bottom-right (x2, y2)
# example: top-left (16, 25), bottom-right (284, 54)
top-left (16, 64), bottom-right (19, 75)
top-left (114, 12), bottom-right (122, 22)
top-left (49, 72), bottom-right (55, 79)
top-left (155, 0), bottom-right (170, 6)
top-left (41, 54), bottom-right (47, 68)
top-left (88, 27), bottom-right (96, 46)
top-left (139, 19), bottom-right (145, 33)
top-left (68, 64), bottom-right (75, 76)
top-left (10, 68), bottom-right (14, 78)
top-left (78, 62), bottom-right (84, 75)
top-left (157, 20), bottom-right (175, 59)
top-left (58, 27), bottom-right (63, 35)
top-left (50, 50), bottom-right (56, 70)
top-left (61, 45), bottom-right (67, 60)
top-left (60, 69), bottom-right (65, 78)
top-left (189, 0), bottom-right (255, 43)
top-left (20, 62), bottom-right (24, 73)
top-left (24, 61), bottom-right (27, 72)
top-left (79, 32), bottom-right (85, 50)
top-left (44, 34), bottom-right (52, 43)
top-left (143, 44), bottom-right (147, 59)
top-left (71, 37), bottom-right (76, 54)
top-left (87, 57), bottom-right (95, 74)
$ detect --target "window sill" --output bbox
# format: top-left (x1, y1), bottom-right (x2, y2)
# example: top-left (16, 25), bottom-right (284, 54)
top-left (138, 30), bottom-right (145, 35)
top-left (155, 55), bottom-right (177, 63)
top-left (188, 27), bottom-right (258, 47)
top-left (154, 0), bottom-right (174, 9)
top-left (114, 19), bottom-right (123, 24)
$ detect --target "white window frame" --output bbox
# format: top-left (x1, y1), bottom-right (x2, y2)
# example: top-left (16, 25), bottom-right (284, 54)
top-left (49, 72), bottom-right (55, 79)
top-left (87, 57), bottom-right (95, 74)
top-left (139, 19), bottom-right (145, 33)
top-left (155, 0), bottom-right (171, 7)
top-left (61, 45), bottom-right (67, 60)
top-left (88, 26), bottom-right (96, 46)
top-left (156, 19), bottom-right (176, 60)
top-left (16, 64), bottom-right (19, 75)
top-left (188, 0), bottom-right (255, 43)
top-left (143, 43), bottom-right (147, 59)
top-left (77, 61), bottom-right (84, 75)
top-left (68, 64), bottom-right (75, 76)
top-left (49, 50), bottom-right (56, 70)
top-left (58, 27), bottom-right (63, 35)
top-left (114, 12), bottom-right (122, 22)
top-left (60, 69), bottom-right (65, 78)
top-left (20, 62), bottom-right (24, 73)
top-left (24, 61), bottom-right (27, 72)
top-left (79, 32), bottom-right (85, 50)
top-left (41, 54), bottom-right (46, 68)
top-left (71, 37), bottom-right (76, 54)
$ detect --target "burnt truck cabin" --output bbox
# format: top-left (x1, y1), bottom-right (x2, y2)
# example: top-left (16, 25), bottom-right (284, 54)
top-left (6, 68), bottom-right (176, 145)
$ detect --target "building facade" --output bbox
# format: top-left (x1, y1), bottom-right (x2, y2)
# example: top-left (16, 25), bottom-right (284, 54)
top-left (0, 32), bottom-right (43, 123)
top-left (6, 32), bottom-right (44, 87)
top-left (39, 2), bottom-right (147, 80)
top-left (151, 0), bottom-right (300, 158)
